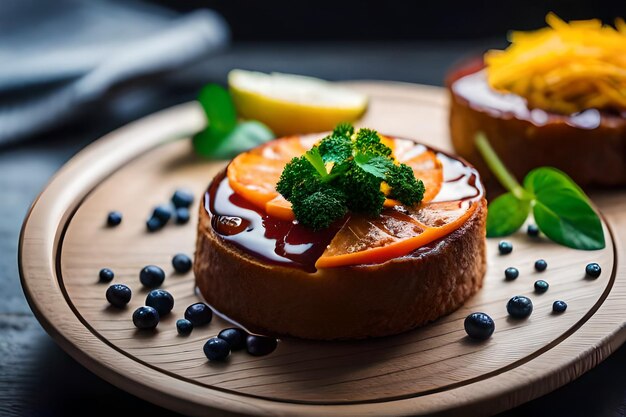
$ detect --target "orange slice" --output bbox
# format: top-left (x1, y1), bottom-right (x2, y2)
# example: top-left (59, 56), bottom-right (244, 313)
top-left (404, 150), bottom-right (444, 203)
top-left (226, 155), bottom-right (282, 209)
top-left (315, 201), bottom-right (476, 268)
top-left (226, 136), bottom-right (306, 211)
top-left (266, 195), bottom-right (295, 221)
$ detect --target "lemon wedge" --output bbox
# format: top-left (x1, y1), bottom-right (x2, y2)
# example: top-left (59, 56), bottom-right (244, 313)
top-left (228, 69), bottom-right (368, 136)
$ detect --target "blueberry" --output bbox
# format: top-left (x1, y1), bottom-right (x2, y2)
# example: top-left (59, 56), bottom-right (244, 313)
top-left (464, 312), bottom-right (495, 340)
top-left (585, 262), bottom-right (601, 278)
top-left (172, 189), bottom-right (194, 209)
top-left (203, 337), bottom-right (230, 361)
top-left (106, 284), bottom-right (132, 308)
top-left (152, 205), bottom-right (172, 224)
top-left (218, 328), bottom-right (248, 350)
top-left (527, 224), bottom-right (539, 237)
top-left (146, 216), bottom-right (164, 232)
top-left (172, 254), bottom-right (192, 273)
top-left (498, 240), bottom-right (513, 255)
top-left (99, 268), bottom-right (114, 282)
top-left (534, 259), bottom-right (547, 272)
top-left (184, 303), bottom-right (213, 326)
top-left (246, 335), bottom-right (278, 356)
top-left (132, 306), bottom-right (159, 330)
top-left (553, 300), bottom-right (568, 313)
top-left (145, 289), bottom-right (174, 316)
top-left (175, 207), bottom-right (190, 224)
top-left (176, 319), bottom-right (193, 336)
top-left (139, 265), bottom-right (165, 288)
top-left (107, 211), bottom-right (122, 227)
top-left (507, 295), bottom-right (533, 319)
top-left (504, 267), bottom-right (519, 280)
top-left (534, 279), bottom-right (549, 293)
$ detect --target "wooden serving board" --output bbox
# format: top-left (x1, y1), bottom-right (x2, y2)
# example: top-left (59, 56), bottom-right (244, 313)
top-left (19, 82), bottom-right (626, 417)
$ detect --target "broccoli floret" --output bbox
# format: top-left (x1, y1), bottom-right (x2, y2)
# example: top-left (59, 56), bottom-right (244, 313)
top-left (332, 122), bottom-right (355, 139)
top-left (275, 123), bottom-right (426, 230)
top-left (291, 187), bottom-right (347, 230)
top-left (338, 160), bottom-right (386, 216)
top-left (318, 135), bottom-right (352, 163)
top-left (354, 128), bottom-right (392, 158)
top-left (277, 153), bottom-right (347, 229)
top-left (386, 163), bottom-right (425, 206)
top-left (276, 156), bottom-right (319, 200)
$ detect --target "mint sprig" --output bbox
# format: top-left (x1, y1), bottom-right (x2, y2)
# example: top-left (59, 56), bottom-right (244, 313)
top-left (304, 147), bottom-right (329, 178)
top-left (192, 84), bottom-right (274, 159)
top-left (476, 133), bottom-right (605, 250)
top-left (353, 153), bottom-right (393, 179)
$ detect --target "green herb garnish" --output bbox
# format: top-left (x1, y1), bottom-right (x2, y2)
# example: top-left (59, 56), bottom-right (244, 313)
top-left (476, 133), bottom-right (605, 250)
top-left (276, 124), bottom-right (425, 230)
top-left (193, 84), bottom-right (274, 159)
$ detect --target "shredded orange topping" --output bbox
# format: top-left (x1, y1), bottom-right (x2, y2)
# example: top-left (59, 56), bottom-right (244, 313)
top-left (485, 13), bottom-right (626, 114)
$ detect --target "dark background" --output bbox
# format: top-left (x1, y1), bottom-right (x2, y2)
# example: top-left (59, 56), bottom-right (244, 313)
top-left (1, 1), bottom-right (625, 416)
top-left (154, 0), bottom-right (625, 41)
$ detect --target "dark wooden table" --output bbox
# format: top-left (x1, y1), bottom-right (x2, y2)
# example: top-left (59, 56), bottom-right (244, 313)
top-left (1, 42), bottom-right (624, 417)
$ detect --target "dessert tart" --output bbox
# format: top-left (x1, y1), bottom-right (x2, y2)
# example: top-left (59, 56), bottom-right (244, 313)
top-left (195, 129), bottom-right (486, 340)
top-left (448, 14), bottom-right (626, 189)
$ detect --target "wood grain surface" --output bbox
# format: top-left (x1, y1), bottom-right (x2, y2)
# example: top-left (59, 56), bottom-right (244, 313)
top-left (19, 82), bottom-right (626, 416)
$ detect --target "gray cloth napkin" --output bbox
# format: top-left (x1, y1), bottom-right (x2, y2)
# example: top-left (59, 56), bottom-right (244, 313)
top-left (0, 0), bottom-right (229, 146)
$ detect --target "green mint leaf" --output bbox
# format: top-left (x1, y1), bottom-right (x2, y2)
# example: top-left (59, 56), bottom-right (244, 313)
top-left (486, 192), bottom-right (531, 237)
top-left (193, 84), bottom-right (275, 159)
top-left (193, 84), bottom-right (238, 157)
top-left (304, 147), bottom-right (328, 178)
top-left (198, 84), bottom-right (237, 137)
top-left (525, 168), bottom-right (605, 250)
top-left (192, 129), bottom-right (219, 157)
top-left (524, 167), bottom-right (587, 202)
top-left (208, 121), bottom-right (274, 160)
top-left (354, 153), bottom-right (392, 179)
top-left (477, 133), bottom-right (604, 250)
top-left (533, 199), bottom-right (605, 250)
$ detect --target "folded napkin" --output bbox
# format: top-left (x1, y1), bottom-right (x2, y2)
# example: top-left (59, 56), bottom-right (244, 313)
top-left (0, 0), bottom-right (229, 146)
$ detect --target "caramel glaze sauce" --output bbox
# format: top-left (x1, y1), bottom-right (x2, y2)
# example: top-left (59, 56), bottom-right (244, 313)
top-left (205, 140), bottom-right (483, 272)
top-left (448, 57), bottom-right (626, 129)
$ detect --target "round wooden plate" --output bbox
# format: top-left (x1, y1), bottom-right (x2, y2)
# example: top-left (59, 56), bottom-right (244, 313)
top-left (19, 82), bottom-right (626, 417)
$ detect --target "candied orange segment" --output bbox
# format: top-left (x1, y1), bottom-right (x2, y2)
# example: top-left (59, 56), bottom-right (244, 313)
top-left (227, 155), bottom-right (283, 209)
top-left (265, 195), bottom-right (295, 221)
top-left (315, 200), bottom-right (475, 268)
top-left (227, 136), bottom-right (307, 211)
